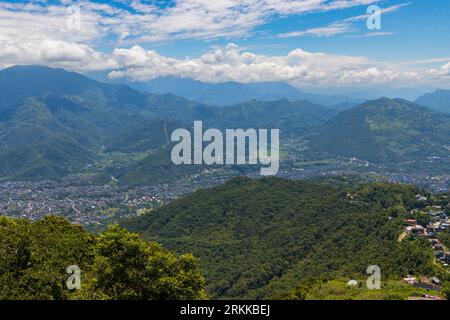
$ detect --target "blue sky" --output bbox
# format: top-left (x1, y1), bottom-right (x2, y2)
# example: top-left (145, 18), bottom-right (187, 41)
top-left (149, 0), bottom-right (450, 63)
top-left (0, 0), bottom-right (449, 89)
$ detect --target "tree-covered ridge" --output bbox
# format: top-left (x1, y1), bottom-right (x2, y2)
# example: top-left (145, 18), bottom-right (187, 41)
top-left (310, 97), bottom-right (450, 164)
top-left (416, 89), bottom-right (450, 114)
top-left (0, 216), bottom-right (205, 300)
top-left (123, 177), bottom-right (440, 299)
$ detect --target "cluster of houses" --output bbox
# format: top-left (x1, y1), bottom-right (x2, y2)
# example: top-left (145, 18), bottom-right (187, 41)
top-left (402, 276), bottom-right (448, 300)
top-left (403, 276), bottom-right (447, 300)
top-left (403, 197), bottom-right (450, 266)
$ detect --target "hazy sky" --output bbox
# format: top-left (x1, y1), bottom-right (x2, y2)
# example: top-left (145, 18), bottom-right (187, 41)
top-left (0, 0), bottom-right (449, 89)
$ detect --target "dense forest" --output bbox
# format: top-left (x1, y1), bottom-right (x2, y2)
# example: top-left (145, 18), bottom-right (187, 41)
top-left (1, 177), bottom-right (449, 300)
top-left (123, 177), bottom-right (447, 299)
top-left (0, 216), bottom-right (205, 300)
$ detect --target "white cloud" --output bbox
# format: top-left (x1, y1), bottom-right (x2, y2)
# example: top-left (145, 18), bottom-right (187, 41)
top-left (0, 40), bottom-right (116, 71)
top-left (105, 43), bottom-right (449, 87)
top-left (426, 62), bottom-right (450, 79)
top-left (279, 23), bottom-right (352, 37)
top-left (0, 1), bottom-right (448, 88)
top-left (0, 36), bottom-right (448, 87)
top-left (0, 2), bottom-right (104, 44)
top-left (346, 31), bottom-right (394, 38)
top-left (0, 0), bottom-right (382, 45)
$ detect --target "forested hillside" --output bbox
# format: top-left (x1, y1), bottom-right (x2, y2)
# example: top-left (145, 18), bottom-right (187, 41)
top-left (416, 89), bottom-right (450, 113)
top-left (123, 177), bottom-right (440, 299)
top-left (310, 98), bottom-right (450, 165)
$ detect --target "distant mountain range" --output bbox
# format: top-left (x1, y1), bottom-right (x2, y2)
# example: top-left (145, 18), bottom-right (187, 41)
top-left (0, 65), bottom-right (337, 181)
top-left (0, 65), bottom-right (185, 179)
top-left (415, 89), bottom-right (450, 113)
top-left (326, 86), bottom-right (435, 102)
top-left (87, 72), bottom-right (364, 107)
top-left (1, 65), bottom-right (450, 182)
top-left (310, 98), bottom-right (450, 164)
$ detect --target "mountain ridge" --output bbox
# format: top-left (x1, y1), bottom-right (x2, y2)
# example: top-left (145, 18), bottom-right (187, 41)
top-left (309, 97), bottom-right (450, 165)
top-left (416, 89), bottom-right (450, 113)
top-left (86, 71), bottom-right (363, 107)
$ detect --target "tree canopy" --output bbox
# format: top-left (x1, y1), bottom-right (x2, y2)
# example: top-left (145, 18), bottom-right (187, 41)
top-left (0, 216), bottom-right (205, 300)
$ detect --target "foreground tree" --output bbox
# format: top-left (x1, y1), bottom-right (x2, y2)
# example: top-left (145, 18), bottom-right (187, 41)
top-left (0, 216), bottom-right (94, 299)
top-left (79, 225), bottom-right (206, 300)
top-left (0, 216), bottom-right (205, 300)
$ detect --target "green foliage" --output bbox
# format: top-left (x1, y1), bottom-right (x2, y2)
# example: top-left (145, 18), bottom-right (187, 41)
top-left (117, 145), bottom-right (203, 185)
top-left (277, 279), bottom-right (445, 300)
top-left (310, 98), bottom-right (450, 166)
top-left (442, 282), bottom-right (450, 299)
top-left (438, 228), bottom-right (450, 249)
top-left (208, 99), bottom-right (336, 137)
top-left (0, 66), bottom-right (206, 181)
top-left (0, 215), bottom-right (95, 299)
top-left (81, 225), bottom-right (206, 300)
top-left (123, 177), bottom-right (435, 299)
top-left (0, 216), bottom-right (205, 300)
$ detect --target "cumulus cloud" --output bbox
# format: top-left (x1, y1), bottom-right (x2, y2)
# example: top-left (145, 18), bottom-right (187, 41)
top-left (0, 39), bottom-right (117, 71)
top-left (426, 62), bottom-right (450, 79)
top-left (106, 43), bottom-right (448, 87)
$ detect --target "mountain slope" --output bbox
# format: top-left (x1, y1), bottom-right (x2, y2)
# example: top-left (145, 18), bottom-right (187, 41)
top-left (0, 66), bottom-right (187, 180)
top-left (123, 177), bottom-right (434, 299)
top-left (0, 97), bottom-right (99, 179)
top-left (118, 99), bottom-right (336, 185)
top-left (211, 99), bottom-right (336, 135)
top-left (416, 89), bottom-right (450, 113)
top-left (309, 98), bottom-right (450, 163)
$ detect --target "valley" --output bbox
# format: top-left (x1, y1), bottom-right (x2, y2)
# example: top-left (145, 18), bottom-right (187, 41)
top-left (3, 149), bottom-right (450, 230)
top-left (1, 65), bottom-right (450, 300)
top-left (2, 0), bottom-right (450, 305)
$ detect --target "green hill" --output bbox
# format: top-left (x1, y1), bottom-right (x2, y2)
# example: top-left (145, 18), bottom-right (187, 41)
top-left (0, 65), bottom-right (149, 111)
top-left (211, 99), bottom-right (336, 136)
top-left (416, 89), bottom-right (450, 113)
top-left (116, 145), bottom-right (204, 185)
top-left (309, 98), bottom-right (450, 164)
top-left (0, 66), bottom-right (197, 180)
top-left (122, 177), bottom-right (436, 299)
